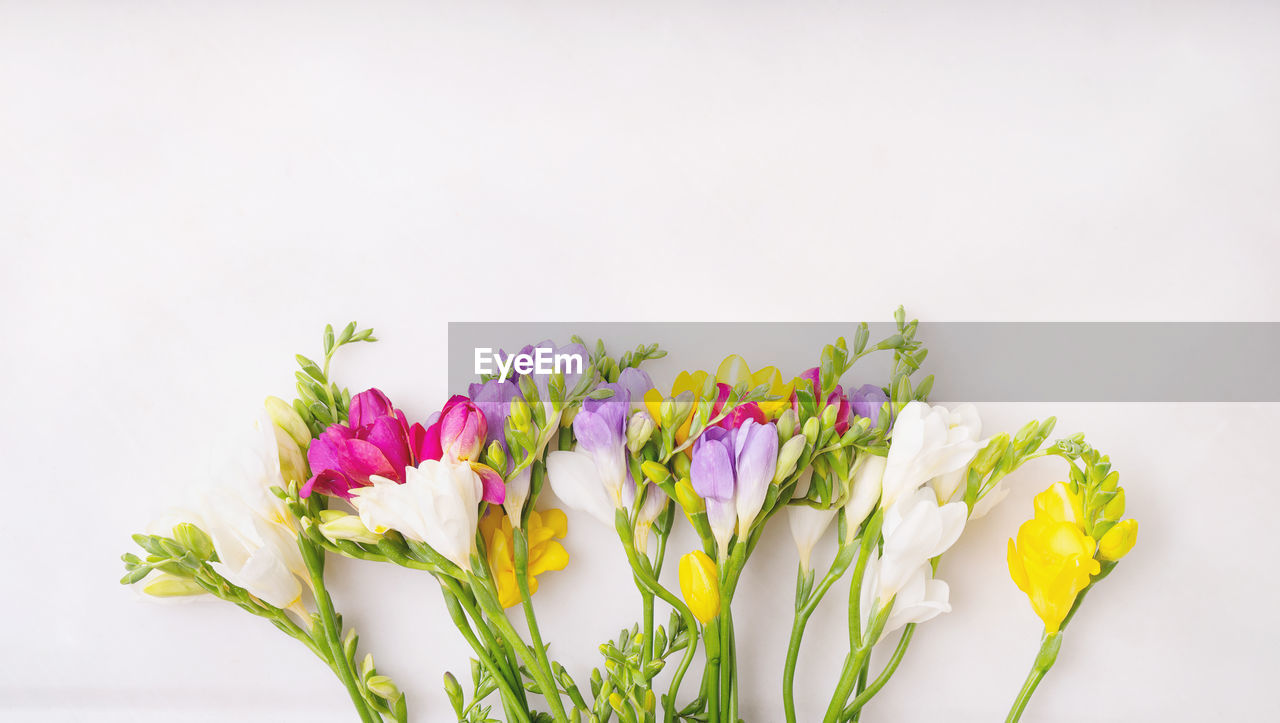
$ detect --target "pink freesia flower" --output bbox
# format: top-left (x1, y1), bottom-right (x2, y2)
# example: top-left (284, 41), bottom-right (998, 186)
top-left (422, 395), bottom-right (505, 505)
top-left (793, 367), bottom-right (852, 435)
top-left (302, 389), bottom-right (433, 499)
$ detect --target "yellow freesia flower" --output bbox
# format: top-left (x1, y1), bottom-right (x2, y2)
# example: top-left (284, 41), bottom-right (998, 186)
top-left (714, 355), bottom-right (794, 418)
top-left (678, 550), bottom-right (720, 624)
top-left (480, 507), bottom-right (569, 608)
top-left (1007, 517), bottom-right (1100, 633)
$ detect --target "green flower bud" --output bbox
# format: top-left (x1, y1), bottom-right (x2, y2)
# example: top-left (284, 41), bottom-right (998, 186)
top-left (777, 409), bottom-right (798, 440)
top-left (773, 435), bottom-right (806, 485)
top-left (1103, 487), bottom-right (1126, 520)
top-left (510, 398), bottom-right (533, 432)
top-left (173, 522), bottom-right (214, 561)
top-left (820, 403), bottom-right (838, 430)
top-left (971, 433), bottom-right (1009, 477)
top-left (318, 510), bottom-right (382, 545)
top-left (802, 417), bottom-right (820, 446)
top-left (366, 675), bottom-right (399, 701)
top-left (443, 672), bottom-right (464, 717)
top-left (273, 425), bottom-right (309, 486)
top-left (142, 573), bottom-right (205, 597)
top-left (641, 461), bottom-right (671, 485)
top-left (672, 452), bottom-right (692, 480)
top-left (484, 440), bottom-right (507, 474)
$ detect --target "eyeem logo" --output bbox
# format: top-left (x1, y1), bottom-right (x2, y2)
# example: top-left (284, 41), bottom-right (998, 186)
top-left (474, 347), bottom-right (584, 378)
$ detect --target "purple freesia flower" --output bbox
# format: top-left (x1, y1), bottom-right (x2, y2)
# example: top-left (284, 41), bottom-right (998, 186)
top-left (617, 367), bottom-right (654, 412)
top-left (571, 382), bottom-right (631, 504)
top-left (303, 388), bottom-right (432, 499)
top-left (691, 419), bottom-right (779, 554)
top-left (850, 384), bottom-right (890, 426)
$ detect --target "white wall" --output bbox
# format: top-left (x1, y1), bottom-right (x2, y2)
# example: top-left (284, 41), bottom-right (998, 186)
top-left (2, 2), bottom-right (1277, 721)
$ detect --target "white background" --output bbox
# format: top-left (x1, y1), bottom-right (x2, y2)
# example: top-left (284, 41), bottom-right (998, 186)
top-left (3, 1), bottom-right (1278, 721)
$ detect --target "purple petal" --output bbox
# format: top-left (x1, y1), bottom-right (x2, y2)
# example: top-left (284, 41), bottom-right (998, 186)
top-left (691, 437), bottom-right (735, 502)
top-left (366, 416), bottom-right (411, 475)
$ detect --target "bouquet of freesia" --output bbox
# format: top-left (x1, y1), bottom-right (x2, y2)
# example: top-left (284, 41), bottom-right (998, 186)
top-left (121, 311), bottom-right (1138, 722)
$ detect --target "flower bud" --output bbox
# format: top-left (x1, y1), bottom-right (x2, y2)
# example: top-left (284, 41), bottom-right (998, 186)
top-left (773, 435), bottom-right (806, 484)
top-left (142, 573), bottom-right (206, 597)
top-left (265, 396), bottom-right (312, 449)
top-left (366, 675), bottom-right (399, 700)
top-left (674, 477), bottom-right (704, 514)
top-left (672, 452), bottom-right (692, 480)
top-left (678, 550), bottom-right (720, 624)
top-left (641, 461), bottom-right (671, 485)
top-left (971, 433), bottom-right (1009, 478)
top-left (777, 409), bottom-right (798, 439)
top-left (510, 398), bottom-right (533, 432)
top-left (173, 522), bottom-right (214, 561)
top-left (484, 440), bottom-right (507, 475)
top-left (627, 411), bottom-right (656, 453)
top-left (318, 510), bottom-right (382, 545)
top-left (820, 403), bottom-right (838, 430)
top-left (274, 425), bottom-right (309, 486)
top-left (438, 398), bottom-right (486, 462)
top-left (802, 417), bottom-right (820, 446)
top-left (1103, 488), bottom-right (1126, 521)
top-left (443, 672), bottom-right (465, 717)
top-left (1098, 518), bottom-right (1138, 561)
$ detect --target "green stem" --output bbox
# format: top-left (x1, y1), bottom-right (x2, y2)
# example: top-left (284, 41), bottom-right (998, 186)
top-left (823, 606), bottom-right (889, 723)
top-left (438, 581), bottom-right (530, 723)
top-left (704, 617), bottom-right (722, 723)
top-left (839, 623), bottom-right (916, 721)
top-left (1005, 632), bottom-right (1062, 723)
top-left (783, 542), bottom-right (857, 723)
top-left (468, 572), bottom-right (568, 722)
top-left (299, 539), bottom-right (380, 723)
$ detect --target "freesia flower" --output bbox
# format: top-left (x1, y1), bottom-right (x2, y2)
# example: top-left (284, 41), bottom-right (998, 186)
top-left (207, 498), bottom-right (307, 611)
top-left (546, 449), bottom-right (629, 527)
top-left (788, 469), bottom-right (835, 571)
top-left (860, 551), bottom-right (951, 641)
top-left (927, 404), bottom-right (983, 503)
top-left (571, 383), bottom-right (631, 506)
top-left (352, 459), bottom-right (483, 572)
top-left (876, 487), bottom-right (967, 601)
top-left (844, 454), bottom-right (887, 536)
top-left (1007, 514), bottom-right (1100, 634)
top-left (479, 506), bottom-right (569, 608)
top-left (679, 550), bottom-right (720, 624)
top-left (879, 401), bottom-right (983, 509)
top-left (302, 389), bottom-right (432, 499)
top-left (690, 419), bottom-right (779, 555)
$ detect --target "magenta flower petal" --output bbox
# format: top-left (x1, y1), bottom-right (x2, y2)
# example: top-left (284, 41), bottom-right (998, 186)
top-left (472, 463), bottom-right (507, 504)
top-left (349, 388), bottom-right (395, 428)
top-left (366, 416), bottom-right (411, 475)
top-left (338, 438), bottom-right (397, 484)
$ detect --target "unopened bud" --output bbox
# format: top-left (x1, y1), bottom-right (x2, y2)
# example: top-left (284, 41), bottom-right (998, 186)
top-left (674, 478), bottom-right (704, 514)
top-left (773, 435), bottom-right (806, 484)
top-left (777, 408), bottom-right (798, 439)
top-left (142, 572), bottom-right (205, 597)
top-left (318, 510), bottom-right (382, 545)
top-left (274, 425), bottom-right (309, 485)
top-left (802, 417), bottom-right (820, 446)
top-left (641, 461), bottom-right (671, 485)
top-left (627, 412), bottom-right (656, 453)
top-left (1103, 488), bottom-right (1126, 520)
top-left (1098, 518), bottom-right (1138, 561)
top-left (484, 440), bottom-right (507, 474)
top-left (173, 522), bottom-right (214, 561)
top-left (443, 672), bottom-right (464, 717)
top-left (510, 398), bottom-right (533, 431)
top-left (972, 433), bottom-right (1009, 477)
top-left (366, 675), bottom-right (399, 700)
top-left (265, 396), bottom-right (312, 448)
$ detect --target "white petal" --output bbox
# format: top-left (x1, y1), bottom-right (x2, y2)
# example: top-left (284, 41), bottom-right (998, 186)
top-left (546, 450), bottom-right (617, 527)
top-left (928, 502), bottom-right (968, 558)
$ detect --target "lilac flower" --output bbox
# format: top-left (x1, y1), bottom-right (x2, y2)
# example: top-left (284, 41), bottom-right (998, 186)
top-left (850, 384), bottom-right (890, 426)
top-left (571, 383), bottom-right (631, 505)
top-left (691, 420), bottom-right (779, 555)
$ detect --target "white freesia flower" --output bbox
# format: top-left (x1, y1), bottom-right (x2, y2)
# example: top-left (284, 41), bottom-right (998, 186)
top-left (203, 490), bottom-right (307, 610)
top-left (352, 460), bottom-right (482, 572)
top-left (789, 469), bottom-right (835, 571)
top-left (926, 404), bottom-right (983, 503)
top-left (632, 483), bottom-right (669, 552)
top-left (546, 449), bottom-right (627, 527)
top-left (877, 488), bottom-right (966, 601)
top-left (861, 550), bottom-right (951, 641)
top-left (880, 402), bottom-right (984, 509)
top-left (843, 455), bottom-right (887, 541)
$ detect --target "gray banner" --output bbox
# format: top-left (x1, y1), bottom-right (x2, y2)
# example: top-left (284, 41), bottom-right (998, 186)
top-left (448, 322), bottom-right (1280, 402)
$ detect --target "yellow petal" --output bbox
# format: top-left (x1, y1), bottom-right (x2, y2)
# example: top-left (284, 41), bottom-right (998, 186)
top-left (1099, 519), bottom-right (1138, 561)
top-left (715, 355), bottom-right (751, 387)
top-left (530, 541), bottom-right (570, 575)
